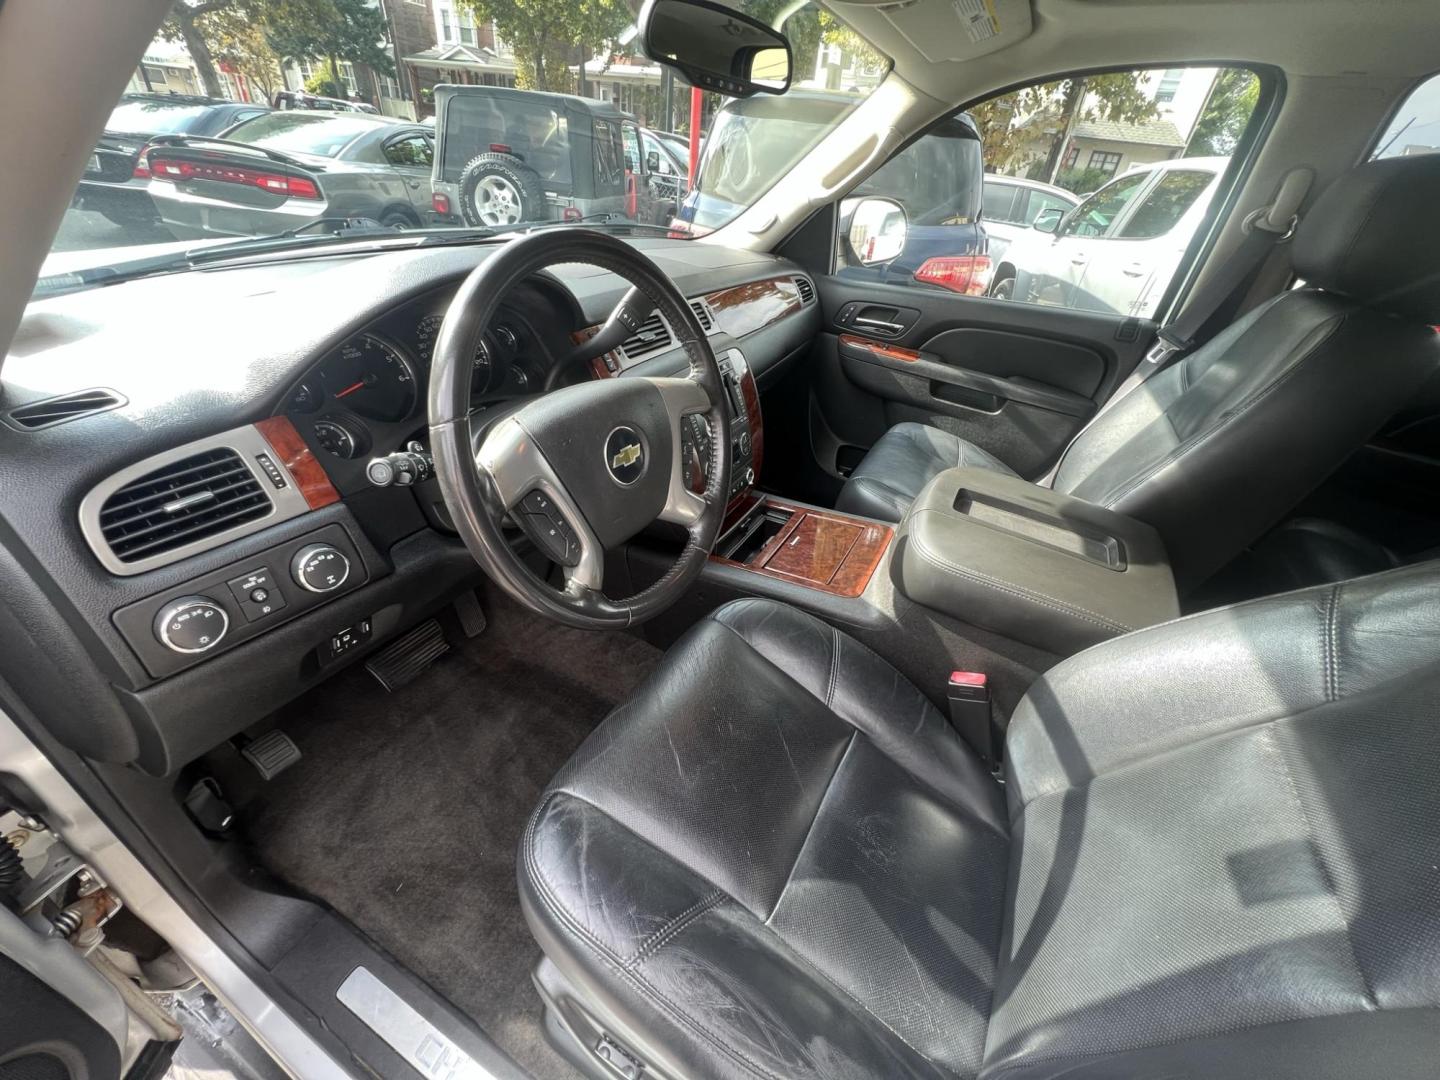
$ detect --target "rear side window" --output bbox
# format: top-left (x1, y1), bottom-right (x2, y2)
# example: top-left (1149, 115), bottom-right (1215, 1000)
top-left (983, 182), bottom-right (1021, 223)
top-left (1373, 75), bottom-right (1440, 158)
top-left (440, 96), bottom-right (570, 184)
top-left (1119, 169), bottom-right (1213, 238)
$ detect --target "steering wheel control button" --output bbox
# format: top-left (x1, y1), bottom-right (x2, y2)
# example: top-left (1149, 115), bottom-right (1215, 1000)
top-left (226, 567), bottom-right (288, 622)
top-left (291, 544), bottom-right (351, 593)
top-left (519, 489), bottom-right (580, 567)
top-left (154, 596), bottom-right (230, 654)
top-left (604, 426), bottom-right (646, 486)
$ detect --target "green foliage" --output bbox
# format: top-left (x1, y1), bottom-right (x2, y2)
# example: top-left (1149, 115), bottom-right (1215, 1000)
top-left (265, 0), bottom-right (394, 88)
top-left (460, 0), bottom-right (632, 91)
top-left (303, 60), bottom-right (344, 99)
top-left (1054, 166), bottom-right (1112, 195)
top-left (1186, 69), bottom-right (1259, 156)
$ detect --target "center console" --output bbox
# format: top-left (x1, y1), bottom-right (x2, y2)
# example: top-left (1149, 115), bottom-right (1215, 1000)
top-left (892, 467), bottom-right (1179, 655)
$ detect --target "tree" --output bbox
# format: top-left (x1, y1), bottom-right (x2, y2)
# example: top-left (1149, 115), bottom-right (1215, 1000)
top-left (265, 0), bottom-right (393, 99)
top-left (208, 7), bottom-right (285, 102)
top-left (460, 0), bottom-right (631, 92)
top-left (161, 0), bottom-right (239, 97)
top-left (1186, 69), bottom-right (1259, 156)
top-left (1036, 72), bottom-right (1158, 183)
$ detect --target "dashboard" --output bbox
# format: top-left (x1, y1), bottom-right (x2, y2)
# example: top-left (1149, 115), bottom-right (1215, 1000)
top-left (0, 237), bottom-right (819, 775)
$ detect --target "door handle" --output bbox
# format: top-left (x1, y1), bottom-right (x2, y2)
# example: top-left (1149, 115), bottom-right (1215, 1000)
top-left (1070, 256), bottom-right (1088, 266)
top-left (852, 316), bottom-right (905, 334)
top-left (1121, 262), bottom-right (1146, 277)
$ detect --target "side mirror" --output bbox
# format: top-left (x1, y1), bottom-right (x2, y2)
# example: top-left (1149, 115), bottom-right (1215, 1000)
top-left (639, 0), bottom-right (792, 97)
top-left (1031, 206), bottom-right (1065, 234)
top-left (646, 149), bottom-right (661, 173)
top-left (844, 197), bottom-right (908, 267)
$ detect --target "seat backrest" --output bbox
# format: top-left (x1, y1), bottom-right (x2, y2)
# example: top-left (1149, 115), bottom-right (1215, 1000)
top-left (1049, 154), bottom-right (1440, 591)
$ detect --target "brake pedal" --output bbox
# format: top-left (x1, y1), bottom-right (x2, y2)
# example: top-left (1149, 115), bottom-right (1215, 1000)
top-left (365, 618), bottom-right (449, 692)
top-left (242, 730), bottom-right (302, 781)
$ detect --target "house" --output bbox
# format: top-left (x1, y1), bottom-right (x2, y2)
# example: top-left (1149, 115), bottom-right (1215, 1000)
top-left (126, 41), bottom-right (207, 97)
top-left (403, 3), bottom-right (516, 114)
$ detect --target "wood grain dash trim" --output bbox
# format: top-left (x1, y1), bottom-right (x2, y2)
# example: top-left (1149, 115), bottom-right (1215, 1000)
top-left (255, 416), bottom-right (340, 510)
top-left (839, 334), bottom-right (921, 363)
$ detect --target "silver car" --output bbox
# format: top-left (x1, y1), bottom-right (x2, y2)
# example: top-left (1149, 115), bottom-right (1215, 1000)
top-left (142, 112), bottom-right (435, 238)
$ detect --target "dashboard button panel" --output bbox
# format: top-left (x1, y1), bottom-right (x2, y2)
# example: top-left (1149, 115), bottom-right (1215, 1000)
top-left (114, 523), bottom-right (369, 679)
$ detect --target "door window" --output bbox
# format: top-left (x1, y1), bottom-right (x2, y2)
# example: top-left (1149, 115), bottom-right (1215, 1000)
top-left (384, 134), bottom-right (433, 168)
top-left (621, 122), bottom-right (642, 174)
top-left (1118, 169), bottom-right (1213, 238)
top-left (593, 119), bottom-right (623, 189)
top-left (863, 64), bottom-right (1265, 312)
top-left (1066, 172), bottom-right (1148, 237)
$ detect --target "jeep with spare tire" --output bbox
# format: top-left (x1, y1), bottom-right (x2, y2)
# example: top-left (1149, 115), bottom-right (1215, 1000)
top-left (430, 85), bottom-right (671, 228)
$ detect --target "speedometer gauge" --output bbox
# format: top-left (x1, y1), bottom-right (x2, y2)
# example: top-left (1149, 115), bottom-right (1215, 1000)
top-left (320, 334), bottom-right (417, 422)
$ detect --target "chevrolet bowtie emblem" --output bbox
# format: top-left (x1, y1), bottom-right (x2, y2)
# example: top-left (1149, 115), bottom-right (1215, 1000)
top-left (611, 443), bottom-right (642, 470)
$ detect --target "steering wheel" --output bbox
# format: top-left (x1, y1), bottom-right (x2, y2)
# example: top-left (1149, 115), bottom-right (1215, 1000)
top-left (428, 230), bottom-right (732, 630)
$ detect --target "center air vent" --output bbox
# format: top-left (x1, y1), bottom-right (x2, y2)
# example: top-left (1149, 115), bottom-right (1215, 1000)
top-left (98, 448), bottom-right (272, 565)
top-left (619, 312), bottom-right (673, 359)
top-left (6, 388), bottom-right (126, 431)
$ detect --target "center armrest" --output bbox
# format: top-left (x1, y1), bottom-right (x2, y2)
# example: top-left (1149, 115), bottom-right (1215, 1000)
top-left (893, 467), bottom-right (1178, 655)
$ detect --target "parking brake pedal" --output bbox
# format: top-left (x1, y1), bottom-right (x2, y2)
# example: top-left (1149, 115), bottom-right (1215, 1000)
top-left (365, 618), bottom-right (449, 692)
top-left (242, 731), bottom-right (302, 781)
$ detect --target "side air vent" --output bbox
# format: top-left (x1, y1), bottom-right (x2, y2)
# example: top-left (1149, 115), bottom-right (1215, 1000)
top-left (6, 388), bottom-right (126, 431)
top-left (619, 311), bottom-right (673, 359)
top-left (794, 276), bottom-right (815, 305)
top-left (98, 448), bottom-right (272, 564)
top-left (689, 298), bottom-right (714, 332)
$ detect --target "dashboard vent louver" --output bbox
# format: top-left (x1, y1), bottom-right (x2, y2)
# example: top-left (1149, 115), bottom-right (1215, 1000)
top-left (619, 311), bottom-right (673, 359)
top-left (98, 448), bottom-right (271, 564)
top-left (6, 388), bottom-right (125, 431)
top-left (689, 299), bottom-right (714, 332)
top-left (794, 276), bottom-right (815, 305)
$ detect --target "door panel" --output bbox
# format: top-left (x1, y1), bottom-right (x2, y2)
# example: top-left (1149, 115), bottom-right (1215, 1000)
top-left (810, 275), bottom-right (1153, 480)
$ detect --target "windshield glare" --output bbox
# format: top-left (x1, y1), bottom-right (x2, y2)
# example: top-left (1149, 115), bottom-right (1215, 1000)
top-left (43, 0), bottom-right (886, 293)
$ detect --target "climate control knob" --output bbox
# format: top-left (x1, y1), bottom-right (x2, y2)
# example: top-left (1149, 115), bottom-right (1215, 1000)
top-left (154, 596), bottom-right (229, 654)
top-left (291, 544), bottom-right (351, 593)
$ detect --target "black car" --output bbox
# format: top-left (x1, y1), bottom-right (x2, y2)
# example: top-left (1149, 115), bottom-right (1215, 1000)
top-left (73, 94), bottom-right (272, 231)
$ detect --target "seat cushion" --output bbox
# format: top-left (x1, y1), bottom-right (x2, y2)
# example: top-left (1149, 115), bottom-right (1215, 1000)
top-left (520, 598), bottom-right (1011, 1080)
top-left (837, 422), bottom-right (1017, 522)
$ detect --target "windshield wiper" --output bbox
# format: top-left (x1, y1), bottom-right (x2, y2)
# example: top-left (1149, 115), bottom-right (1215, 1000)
top-left (187, 216), bottom-right (404, 263)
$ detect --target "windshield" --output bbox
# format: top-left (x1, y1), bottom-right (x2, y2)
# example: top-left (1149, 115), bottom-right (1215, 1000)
top-left (43, 0), bottom-right (887, 292)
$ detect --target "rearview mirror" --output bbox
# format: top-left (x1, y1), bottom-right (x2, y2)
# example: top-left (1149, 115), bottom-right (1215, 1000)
top-left (639, 0), bottom-right (792, 97)
top-left (1032, 206), bottom-right (1065, 234)
top-left (844, 197), bottom-right (908, 267)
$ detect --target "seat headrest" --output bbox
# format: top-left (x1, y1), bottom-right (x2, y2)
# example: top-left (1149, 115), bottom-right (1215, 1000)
top-left (1292, 154), bottom-right (1440, 322)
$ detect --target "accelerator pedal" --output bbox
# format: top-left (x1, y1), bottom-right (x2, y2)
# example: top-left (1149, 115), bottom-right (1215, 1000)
top-left (365, 618), bottom-right (449, 692)
top-left (242, 730), bottom-right (302, 781)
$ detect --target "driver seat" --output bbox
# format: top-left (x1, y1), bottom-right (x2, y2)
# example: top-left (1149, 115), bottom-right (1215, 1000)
top-left (520, 567), bottom-right (1440, 1079)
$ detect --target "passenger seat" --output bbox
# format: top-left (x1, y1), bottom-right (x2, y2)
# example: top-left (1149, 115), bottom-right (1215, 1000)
top-left (836, 153), bottom-right (1440, 590)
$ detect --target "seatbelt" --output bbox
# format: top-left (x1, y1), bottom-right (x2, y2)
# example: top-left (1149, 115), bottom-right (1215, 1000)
top-left (1039, 166), bottom-right (1314, 487)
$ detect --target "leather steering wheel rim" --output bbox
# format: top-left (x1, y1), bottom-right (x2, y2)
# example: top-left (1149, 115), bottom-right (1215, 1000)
top-left (428, 229), bottom-right (732, 630)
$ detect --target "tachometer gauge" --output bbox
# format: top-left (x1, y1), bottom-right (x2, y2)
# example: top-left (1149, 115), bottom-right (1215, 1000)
top-left (320, 334), bottom-right (417, 422)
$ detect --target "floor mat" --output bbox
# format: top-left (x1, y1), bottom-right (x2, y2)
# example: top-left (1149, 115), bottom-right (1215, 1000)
top-left (243, 590), bottom-right (663, 1078)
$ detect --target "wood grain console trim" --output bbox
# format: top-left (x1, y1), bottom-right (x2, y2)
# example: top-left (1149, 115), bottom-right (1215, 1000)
top-left (839, 334), bottom-right (921, 363)
top-left (712, 498), bottom-right (893, 598)
top-left (255, 416), bottom-right (340, 510)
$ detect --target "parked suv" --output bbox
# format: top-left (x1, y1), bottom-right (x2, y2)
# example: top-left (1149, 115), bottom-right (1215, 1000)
top-left (73, 94), bottom-right (272, 231)
top-left (993, 156), bottom-right (1226, 316)
top-left (429, 85), bottom-right (674, 228)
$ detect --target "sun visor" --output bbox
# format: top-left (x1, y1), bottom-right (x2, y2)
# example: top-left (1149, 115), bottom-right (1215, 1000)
top-left (837, 0), bottom-right (1033, 64)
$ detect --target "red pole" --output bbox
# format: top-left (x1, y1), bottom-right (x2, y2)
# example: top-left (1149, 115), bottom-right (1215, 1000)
top-left (687, 86), bottom-right (702, 186)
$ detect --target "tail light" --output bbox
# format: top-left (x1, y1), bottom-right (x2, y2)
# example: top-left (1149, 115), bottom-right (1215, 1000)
top-left (145, 154), bottom-right (322, 200)
top-left (914, 255), bottom-right (993, 295)
top-left (432, 192), bottom-right (451, 215)
top-left (562, 206), bottom-right (582, 222)
top-left (131, 145), bottom-right (155, 179)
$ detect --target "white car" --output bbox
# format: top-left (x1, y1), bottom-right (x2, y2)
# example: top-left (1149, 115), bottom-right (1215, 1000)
top-left (992, 156), bottom-right (1228, 318)
top-left (981, 175), bottom-right (1079, 265)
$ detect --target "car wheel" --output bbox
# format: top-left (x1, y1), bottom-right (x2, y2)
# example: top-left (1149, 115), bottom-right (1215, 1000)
top-left (457, 153), bottom-right (547, 227)
top-left (380, 208), bottom-right (418, 230)
top-left (991, 274), bottom-right (1016, 300)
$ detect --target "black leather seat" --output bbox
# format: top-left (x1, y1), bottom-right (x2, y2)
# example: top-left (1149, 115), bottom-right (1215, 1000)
top-left (837, 154), bottom-right (1440, 590)
top-left (521, 570), bottom-right (1440, 1080)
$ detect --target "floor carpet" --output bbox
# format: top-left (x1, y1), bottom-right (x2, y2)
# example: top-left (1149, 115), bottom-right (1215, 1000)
top-left (243, 590), bottom-right (663, 1078)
